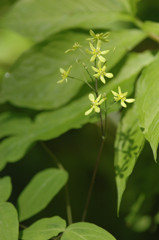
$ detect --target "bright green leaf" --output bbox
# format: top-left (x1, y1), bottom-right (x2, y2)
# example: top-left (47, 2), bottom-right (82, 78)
top-left (142, 20), bottom-right (159, 36)
top-left (21, 216), bottom-right (66, 240)
top-left (2, 0), bottom-right (135, 41)
top-left (0, 202), bottom-right (19, 240)
top-left (114, 107), bottom-right (145, 214)
top-left (18, 168), bottom-right (68, 221)
top-left (0, 176), bottom-right (12, 202)
top-left (0, 29), bottom-right (146, 110)
top-left (136, 53), bottom-right (159, 161)
top-left (61, 222), bottom-right (116, 240)
top-left (0, 51), bottom-right (154, 170)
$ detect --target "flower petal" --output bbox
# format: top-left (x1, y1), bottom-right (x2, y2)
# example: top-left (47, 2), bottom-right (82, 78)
top-left (85, 107), bottom-right (93, 115)
top-left (97, 40), bottom-right (101, 50)
top-left (60, 68), bottom-right (65, 74)
top-left (89, 42), bottom-right (95, 51)
top-left (89, 93), bottom-right (95, 102)
top-left (90, 55), bottom-right (96, 62)
top-left (94, 106), bottom-right (100, 113)
top-left (121, 100), bottom-right (127, 108)
top-left (98, 55), bottom-right (105, 62)
top-left (90, 29), bottom-right (95, 37)
top-left (111, 90), bottom-right (118, 96)
top-left (57, 79), bottom-right (64, 84)
top-left (100, 75), bottom-right (106, 84)
top-left (92, 66), bottom-right (98, 72)
top-left (118, 86), bottom-right (122, 94)
top-left (105, 73), bottom-right (113, 78)
top-left (98, 98), bottom-right (106, 105)
top-left (125, 98), bottom-right (135, 103)
top-left (101, 50), bottom-right (109, 55)
top-left (96, 94), bottom-right (101, 102)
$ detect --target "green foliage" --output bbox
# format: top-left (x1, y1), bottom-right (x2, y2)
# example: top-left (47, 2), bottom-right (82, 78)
top-left (21, 216), bottom-right (66, 240)
top-left (0, 0), bottom-right (159, 239)
top-left (61, 222), bottom-right (116, 240)
top-left (136, 53), bottom-right (159, 161)
top-left (0, 176), bottom-right (12, 202)
top-left (0, 202), bottom-right (19, 240)
top-left (0, 29), bottom-right (146, 110)
top-left (2, 0), bottom-right (136, 41)
top-left (114, 107), bottom-right (145, 214)
top-left (18, 168), bottom-right (68, 221)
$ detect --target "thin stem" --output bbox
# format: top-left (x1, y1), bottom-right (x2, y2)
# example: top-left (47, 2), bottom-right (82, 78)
top-left (81, 138), bottom-right (105, 221)
top-left (41, 142), bottom-right (73, 225)
top-left (69, 75), bottom-right (95, 91)
top-left (82, 62), bottom-right (94, 84)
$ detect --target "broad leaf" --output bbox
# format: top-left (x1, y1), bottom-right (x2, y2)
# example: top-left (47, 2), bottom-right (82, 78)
top-left (0, 29), bottom-right (146, 110)
top-left (61, 222), bottom-right (116, 240)
top-left (21, 216), bottom-right (66, 240)
top-left (114, 107), bottom-right (145, 214)
top-left (0, 202), bottom-right (19, 240)
top-left (0, 176), bottom-right (12, 202)
top-left (136, 53), bottom-right (159, 161)
top-left (0, 51), bottom-right (154, 170)
top-left (2, 0), bottom-right (135, 41)
top-left (142, 21), bottom-right (159, 36)
top-left (18, 168), bottom-right (68, 221)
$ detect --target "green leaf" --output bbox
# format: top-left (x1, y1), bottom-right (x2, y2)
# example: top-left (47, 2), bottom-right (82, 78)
top-left (21, 216), bottom-right (66, 240)
top-left (0, 29), bottom-right (146, 110)
top-left (114, 106), bottom-right (145, 214)
top-left (18, 168), bottom-right (68, 221)
top-left (2, 0), bottom-right (135, 42)
top-left (61, 222), bottom-right (116, 240)
top-left (0, 176), bottom-right (12, 202)
top-left (136, 53), bottom-right (159, 161)
top-left (0, 51), bottom-right (154, 170)
top-left (0, 202), bottom-right (19, 240)
top-left (142, 21), bottom-right (159, 36)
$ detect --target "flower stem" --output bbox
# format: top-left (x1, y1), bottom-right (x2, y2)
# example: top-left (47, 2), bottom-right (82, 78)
top-left (81, 138), bottom-right (105, 221)
top-left (41, 142), bottom-right (73, 225)
top-left (69, 76), bottom-right (95, 91)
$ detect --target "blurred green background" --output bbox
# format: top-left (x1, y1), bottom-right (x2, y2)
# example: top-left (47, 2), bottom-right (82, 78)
top-left (0, 0), bottom-right (159, 239)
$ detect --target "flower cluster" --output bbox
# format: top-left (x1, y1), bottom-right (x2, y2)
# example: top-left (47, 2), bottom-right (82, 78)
top-left (57, 30), bottom-right (135, 116)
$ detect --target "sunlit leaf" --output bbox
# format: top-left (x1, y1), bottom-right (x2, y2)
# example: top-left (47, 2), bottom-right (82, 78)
top-left (2, 0), bottom-right (135, 41)
top-left (18, 168), bottom-right (68, 221)
top-left (0, 176), bottom-right (12, 202)
top-left (21, 216), bottom-right (66, 240)
top-left (142, 21), bottom-right (159, 36)
top-left (0, 29), bottom-right (146, 110)
top-left (114, 106), bottom-right (145, 214)
top-left (61, 222), bottom-right (116, 240)
top-left (0, 202), bottom-right (19, 240)
top-left (0, 51), bottom-right (154, 170)
top-left (136, 53), bottom-right (159, 161)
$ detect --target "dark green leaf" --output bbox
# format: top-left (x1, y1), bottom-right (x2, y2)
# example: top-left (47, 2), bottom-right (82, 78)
top-left (18, 168), bottom-right (68, 221)
top-left (114, 107), bottom-right (145, 214)
top-left (2, 0), bottom-right (135, 41)
top-left (136, 53), bottom-right (159, 161)
top-left (21, 216), bottom-right (66, 240)
top-left (61, 222), bottom-right (116, 240)
top-left (0, 176), bottom-right (12, 202)
top-left (0, 202), bottom-right (19, 240)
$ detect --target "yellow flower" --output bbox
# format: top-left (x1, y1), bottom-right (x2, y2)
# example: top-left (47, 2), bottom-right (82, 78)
top-left (111, 86), bottom-right (135, 108)
top-left (57, 65), bottom-right (72, 84)
top-left (87, 30), bottom-right (109, 42)
top-left (85, 93), bottom-right (106, 115)
top-left (87, 40), bottom-right (109, 62)
top-left (65, 42), bottom-right (82, 53)
top-left (92, 61), bottom-right (113, 84)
